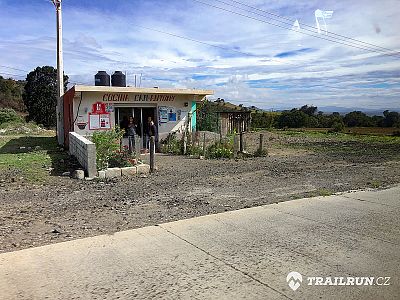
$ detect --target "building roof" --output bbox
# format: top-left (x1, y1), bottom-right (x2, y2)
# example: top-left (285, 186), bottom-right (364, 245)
top-left (71, 85), bottom-right (214, 96)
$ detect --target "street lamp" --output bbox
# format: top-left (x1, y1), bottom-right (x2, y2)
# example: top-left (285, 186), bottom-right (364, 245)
top-left (52, 0), bottom-right (64, 145)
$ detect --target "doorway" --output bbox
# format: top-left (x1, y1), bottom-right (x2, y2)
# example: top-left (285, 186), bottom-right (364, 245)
top-left (115, 106), bottom-right (157, 149)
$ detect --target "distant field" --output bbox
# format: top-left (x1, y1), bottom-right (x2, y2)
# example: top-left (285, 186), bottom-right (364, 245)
top-left (288, 127), bottom-right (399, 136)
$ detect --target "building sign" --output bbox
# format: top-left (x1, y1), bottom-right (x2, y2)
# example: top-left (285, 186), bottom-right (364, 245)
top-left (159, 106), bottom-right (168, 123)
top-left (102, 93), bottom-right (176, 102)
top-left (168, 107), bottom-right (176, 121)
top-left (89, 102), bottom-right (111, 130)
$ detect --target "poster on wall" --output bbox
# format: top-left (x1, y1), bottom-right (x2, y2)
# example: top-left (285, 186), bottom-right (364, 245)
top-left (89, 102), bottom-right (111, 130)
top-left (105, 103), bottom-right (114, 113)
top-left (168, 107), bottom-right (176, 122)
top-left (159, 106), bottom-right (168, 123)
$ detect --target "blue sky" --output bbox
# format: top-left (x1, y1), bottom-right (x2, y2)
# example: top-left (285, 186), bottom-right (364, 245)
top-left (0, 0), bottom-right (399, 110)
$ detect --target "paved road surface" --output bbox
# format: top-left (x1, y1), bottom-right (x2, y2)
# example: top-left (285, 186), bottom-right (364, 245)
top-left (0, 186), bottom-right (399, 299)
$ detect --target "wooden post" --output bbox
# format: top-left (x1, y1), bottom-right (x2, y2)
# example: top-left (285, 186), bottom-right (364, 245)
top-left (202, 132), bottom-right (206, 156)
top-left (259, 133), bottom-right (264, 152)
top-left (233, 134), bottom-right (239, 158)
top-left (239, 131), bottom-right (243, 153)
top-left (150, 136), bottom-right (155, 173)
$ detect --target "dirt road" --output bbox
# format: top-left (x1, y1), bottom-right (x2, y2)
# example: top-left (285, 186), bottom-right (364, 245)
top-left (1, 131), bottom-right (399, 253)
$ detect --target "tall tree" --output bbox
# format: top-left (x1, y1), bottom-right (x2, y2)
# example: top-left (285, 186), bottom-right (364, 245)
top-left (0, 76), bottom-right (26, 111)
top-left (23, 66), bottom-right (68, 128)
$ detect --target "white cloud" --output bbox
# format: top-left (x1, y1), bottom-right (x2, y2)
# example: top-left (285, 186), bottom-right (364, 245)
top-left (0, 0), bottom-right (399, 110)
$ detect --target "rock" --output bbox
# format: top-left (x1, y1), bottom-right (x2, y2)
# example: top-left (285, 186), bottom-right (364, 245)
top-left (72, 170), bottom-right (85, 180)
top-left (105, 168), bottom-right (122, 179)
top-left (199, 155), bottom-right (205, 160)
top-left (121, 166), bottom-right (137, 177)
top-left (51, 229), bottom-right (60, 234)
top-left (136, 164), bottom-right (150, 175)
top-left (97, 170), bottom-right (106, 179)
top-left (61, 171), bottom-right (71, 177)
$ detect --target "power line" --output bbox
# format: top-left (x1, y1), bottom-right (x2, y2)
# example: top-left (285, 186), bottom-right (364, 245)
top-left (0, 72), bottom-right (26, 79)
top-left (192, 0), bottom-right (400, 59)
top-left (0, 65), bottom-right (30, 73)
top-left (225, 0), bottom-right (400, 55)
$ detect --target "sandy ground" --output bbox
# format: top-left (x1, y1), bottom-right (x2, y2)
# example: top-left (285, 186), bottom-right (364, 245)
top-left (1, 132), bottom-right (400, 253)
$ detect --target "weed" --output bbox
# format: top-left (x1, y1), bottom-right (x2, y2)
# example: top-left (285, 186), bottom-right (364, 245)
top-left (91, 128), bottom-right (125, 170)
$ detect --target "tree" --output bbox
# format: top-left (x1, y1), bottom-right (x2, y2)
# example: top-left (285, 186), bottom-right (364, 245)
top-left (0, 76), bottom-right (26, 111)
top-left (343, 111), bottom-right (373, 127)
top-left (299, 105), bottom-right (318, 116)
top-left (277, 109), bottom-right (309, 128)
top-left (23, 66), bottom-right (68, 128)
top-left (382, 110), bottom-right (400, 127)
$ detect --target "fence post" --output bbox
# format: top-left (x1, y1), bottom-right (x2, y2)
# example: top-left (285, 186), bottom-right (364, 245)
top-left (239, 132), bottom-right (243, 153)
top-left (150, 136), bottom-right (155, 173)
top-left (259, 133), bottom-right (264, 152)
top-left (233, 134), bottom-right (239, 158)
top-left (202, 132), bottom-right (206, 156)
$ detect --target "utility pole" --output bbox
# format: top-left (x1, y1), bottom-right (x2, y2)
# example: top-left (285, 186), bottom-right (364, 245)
top-left (52, 0), bottom-right (64, 145)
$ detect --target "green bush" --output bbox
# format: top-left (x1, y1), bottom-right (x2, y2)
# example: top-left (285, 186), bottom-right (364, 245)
top-left (0, 108), bottom-right (23, 125)
top-left (161, 133), bottom-right (184, 155)
top-left (331, 121), bottom-right (345, 132)
top-left (206, 142), bottom-right (233, 159)
top-left (108, 146), bottom-right (136, 168)
top-left (91, 128), bottom-right (125, 170)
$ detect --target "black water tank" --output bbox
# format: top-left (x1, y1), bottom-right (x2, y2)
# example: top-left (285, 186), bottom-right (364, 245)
top-left (95, 71), bottom-right (110, 86)
top-left (111, 71), bottom-right (126, 87)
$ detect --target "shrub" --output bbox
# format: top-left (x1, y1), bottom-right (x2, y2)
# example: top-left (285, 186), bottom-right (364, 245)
top-left (206, 141), bottom-right (233, 159)
top-left (161, 132), bottom-right (184, 155)
top-left (331, 121), bottom-right (345, 132)
top-left (108, 146), bottom-right (137, 168)
top-left (91, 128), bottom-right (125, 170)
top-left (0, 108), bottom-right (22, 125)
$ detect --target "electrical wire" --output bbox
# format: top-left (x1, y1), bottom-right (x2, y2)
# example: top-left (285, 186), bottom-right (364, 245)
top-left (192, 0), bottom-right (400, 59)
top-left (223, 0), bottom-right (400, 55)
top-left (0, 72), bottom-right (26, 79)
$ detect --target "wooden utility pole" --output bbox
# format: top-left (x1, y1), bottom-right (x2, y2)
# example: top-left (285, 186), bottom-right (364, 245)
top-left (52, 0), bottom-right (64, 145)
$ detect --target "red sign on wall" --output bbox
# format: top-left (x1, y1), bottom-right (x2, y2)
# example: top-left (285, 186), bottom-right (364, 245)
top-left (89, 102), bottom-right (111, 130)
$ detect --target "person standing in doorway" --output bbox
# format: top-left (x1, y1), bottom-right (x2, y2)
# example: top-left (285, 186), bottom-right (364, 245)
top-left (144, 117), bottom-right (152, 149)
top-left (126, 116), bottom-right (136, 153)
top-left (145, 117), bottom-right (157, 151)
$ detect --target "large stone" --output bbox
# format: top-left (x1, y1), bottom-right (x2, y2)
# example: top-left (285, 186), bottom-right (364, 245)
top-left (105, 168), bottom-right (121, 179)
top-left (72, 170), bottom-right (85, 180)
top-left (136, 164), bottom-right (150, 175)
top-left (121, 167), bottom-right (137, 177)
top-left (97, 170), bottom-right (106, 179)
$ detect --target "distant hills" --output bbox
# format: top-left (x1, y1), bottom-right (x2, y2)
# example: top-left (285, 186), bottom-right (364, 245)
top-left (265, 106), bottom-right (400, 116)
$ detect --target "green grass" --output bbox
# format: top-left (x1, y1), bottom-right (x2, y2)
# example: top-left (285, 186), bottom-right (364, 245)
top-left (275, 129), bottom-right (400, 144)
top-left (0, 135), bottom-right (69, 183)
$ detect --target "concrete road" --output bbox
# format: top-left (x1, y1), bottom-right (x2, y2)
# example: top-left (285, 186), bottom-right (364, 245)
top-left (0, 186), bottom-right (399, 300)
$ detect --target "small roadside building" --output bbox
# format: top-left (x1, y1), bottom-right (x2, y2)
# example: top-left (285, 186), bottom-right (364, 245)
top-left (61, 85), bottom-right (214, 148)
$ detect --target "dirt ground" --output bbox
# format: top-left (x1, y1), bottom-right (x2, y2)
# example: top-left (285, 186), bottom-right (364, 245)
top-left (1, 131), bottom-right (400, 253)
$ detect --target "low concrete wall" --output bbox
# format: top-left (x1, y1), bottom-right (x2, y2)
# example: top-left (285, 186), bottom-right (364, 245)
top-left (69, 132), bottom-right (97, 178)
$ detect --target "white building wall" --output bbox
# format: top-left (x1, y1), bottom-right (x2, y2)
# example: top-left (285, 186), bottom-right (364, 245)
top-left (71, 91), bottom-right (199, 139)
